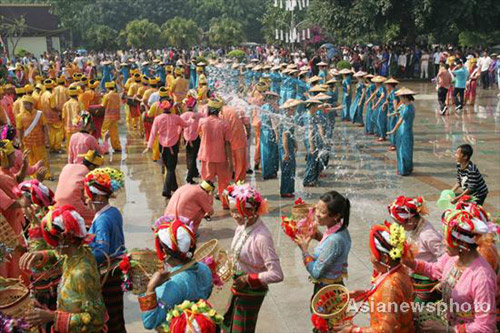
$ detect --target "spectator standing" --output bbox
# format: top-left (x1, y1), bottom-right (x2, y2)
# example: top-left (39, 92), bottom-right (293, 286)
top-left (420, 50), bottom-right (430, 79)
top-left (437, 63), bottom-right (452, 115)
top-left (478, 51), bottom-right (492, 89)
top-left (451, 59), bottom-right (469, 112)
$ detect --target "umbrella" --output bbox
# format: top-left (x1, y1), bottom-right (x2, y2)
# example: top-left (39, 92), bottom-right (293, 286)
top-left (320, 43), bottom-right (334, 49)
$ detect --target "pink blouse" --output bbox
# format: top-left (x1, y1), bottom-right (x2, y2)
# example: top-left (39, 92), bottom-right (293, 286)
top-left (231, 219), bottom-right (284, 286)
top-left (410, 219), bottom-right (443, 262)
top-left (68, 132), bottom-right (104, 164)
top-left (415, 253), bottom-right (497, 332)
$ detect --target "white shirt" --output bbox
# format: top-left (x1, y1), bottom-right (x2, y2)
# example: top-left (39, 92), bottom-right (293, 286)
top-left (433, 52), bottom-right (441, 64)
top-left (398, 54), bottom-right (407, 67)
top-left (478, 56), bottom-right (492, 72)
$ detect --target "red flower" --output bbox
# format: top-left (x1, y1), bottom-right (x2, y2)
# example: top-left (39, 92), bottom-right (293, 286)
top-left (311, 314), bottom-right (329, 332)
top-left (119, 254), bottom-right (131, 273)
top-left (294, 197), bottom-right (306, 205)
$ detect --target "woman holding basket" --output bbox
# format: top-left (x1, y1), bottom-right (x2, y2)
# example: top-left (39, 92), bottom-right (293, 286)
top-left (295, 191), bottom-right (352, 297)
top-left (222, 183), bottom-right (284, 333)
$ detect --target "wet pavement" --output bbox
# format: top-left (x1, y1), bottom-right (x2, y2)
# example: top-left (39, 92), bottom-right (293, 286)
top-left (45, 82), bottom-right (499, 332)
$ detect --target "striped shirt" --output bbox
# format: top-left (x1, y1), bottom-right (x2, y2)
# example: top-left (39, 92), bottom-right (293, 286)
top-left (456, 162), bottom-right (488, 198)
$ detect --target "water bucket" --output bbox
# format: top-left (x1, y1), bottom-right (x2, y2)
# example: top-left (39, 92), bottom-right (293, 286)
top-left (436, 190), bottom-right (455, 210)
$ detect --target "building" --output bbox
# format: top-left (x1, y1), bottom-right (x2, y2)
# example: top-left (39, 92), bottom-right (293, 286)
top-left (0, 3), bottom-right (65, 58)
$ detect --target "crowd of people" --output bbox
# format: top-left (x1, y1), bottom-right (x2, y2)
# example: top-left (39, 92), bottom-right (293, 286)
top-left (0, 42), bottom-right (497, 333)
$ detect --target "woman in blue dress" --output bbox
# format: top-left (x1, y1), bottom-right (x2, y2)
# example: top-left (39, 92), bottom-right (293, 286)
top-left (294, 71), bottom-right (309, 125)
top-left (363, 74), bottom-right (376, 134)
top-left (279, 69), bottom-right (290, 105)
top-left (303, 99), bottom-right (326, 187)
top-left (138, 218), bottom-right (213, 330)
top-left (383, 78), bottom-right (400, 150)
top-left (270, 66), bottom-right (282, 96)
top-left (364, 76), bottom-right (386, 138)
top-left (387, 87), bottom-right (416, 176)
top-left (260, 91), bottom-right (280, 180)
top-left (279, 99), bottom-right (300, 198)
top-left (349, 71), bottom-right (367, 126)
top-left (340, 69), bottom-right (353, 121)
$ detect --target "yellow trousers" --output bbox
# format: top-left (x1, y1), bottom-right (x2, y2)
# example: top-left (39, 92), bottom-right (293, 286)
top-left (152, 135), bottom-right (160, 161)
top-left (26, 145), bottom-right (51, 178)
top-left (131, 116), bottom-right (143, 133)
top-left (48, 122), bottom-right (64, 151)
top-left (101, 119), bottom-right (121, 150)
top-left (124, 104), bottom-right (132, 129)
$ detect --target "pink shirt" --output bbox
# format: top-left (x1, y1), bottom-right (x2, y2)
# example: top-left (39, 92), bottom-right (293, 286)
top-left (231, 219), bottom-right (284, 285)
top-left (164, 184), bottom-right (213, 225)
top-left (148, 113), bottom-right (188, 149)
top-left (197, 116), bottom-right (231, 163)
top-left (54, 164), bottom-right (95, 225)
top-left (220, 106), bottom-right (247, 151)
top-left (409, 219), bottom-right (443, 263)
top-left (180, 112), bottom-right (203, 142)
top-left (68, 132), bottom-right (103, 164)
top-left (438, 70), bottom-right (452, 88)
top-left (415, 253), bottom-right (497, 331)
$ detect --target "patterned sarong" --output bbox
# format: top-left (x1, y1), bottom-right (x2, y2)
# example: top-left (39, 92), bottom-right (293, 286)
top-left (222, 286), bottom-right (268, 333)
top-left (101, 270), bottom-right (126, 333)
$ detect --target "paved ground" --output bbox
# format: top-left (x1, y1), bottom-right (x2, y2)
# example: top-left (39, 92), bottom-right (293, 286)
top-left (46, 82), bottom-right (500, 332)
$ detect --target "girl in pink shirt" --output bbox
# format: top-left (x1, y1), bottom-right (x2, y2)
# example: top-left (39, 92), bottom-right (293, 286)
top-left (223, 183), bottom-right (283, 333)
top-left (404, 208), bottom-right (497, 332)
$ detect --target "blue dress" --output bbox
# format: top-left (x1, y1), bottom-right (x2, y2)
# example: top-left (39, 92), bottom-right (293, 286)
top-left (278, 122), bottom-right (296, 195)
top-left (99, 65), bottom-right (112, 91)
top-left (260, 104), bottom-right (279, 179)
top-left (372, 86), bottom-right (386, 137)
top-left (364, 83), bottom-right (376, 134)
top-left (189, 64), bottom-right (197, 89)
top-left (140, 263), bottom-right (213, 330)
top-left (279, 75), bottom-right (290, 105)
top-left (349, 82), bottom-right (365, 124)
top-left (294, 79), bottom-right (308, 125)
top-left (319, 70), bottom-right (328, 84)
top-left (270, 72), bottom-right (282, 95)
top-left (156, 66), bottom-right (166, 86)
top-left (376, 88), bottom-right (389, 139)
top-left (121, 67), bottom-right (130, 83)
top-left (141, 65), bottom-right (149, 76)
top-left (341, 76), bottom-right (352, 121)
top-left (396, 104), bottom-right (415, 176)
top-left (325, 89), bottom-right (337, 141)
top-left (387, 90), bottom-right (399, 146)
top-left (89, 206), bottom-right (125, 265)
top-left (303, 111), bottom-right (325, 186)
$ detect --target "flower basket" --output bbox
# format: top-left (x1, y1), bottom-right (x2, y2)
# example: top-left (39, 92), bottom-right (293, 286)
top-left (194, 239), bottom-right (219, 262)
top-left (311, 284), bottom-right (350, 325)
top-left (0, 214), bottom-right (19, 263)
top-left (291, 204), bottom-right (316, 221)
top-left (0, 279), bottom-right (38, 332)
top-left (128, 250), bottom-right (163, 295)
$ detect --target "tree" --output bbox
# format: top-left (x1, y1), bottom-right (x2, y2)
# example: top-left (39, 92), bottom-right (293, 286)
top-left (161, 17), bottom-right (201, 49)
top-left (0, 16), bottom-right (27, 57)
top-left (83, 24), bottom-right (118, 50)
top-left (208, 17), bottom-right (244, 48)
top-left (122, 19), bottom-right (161, 49)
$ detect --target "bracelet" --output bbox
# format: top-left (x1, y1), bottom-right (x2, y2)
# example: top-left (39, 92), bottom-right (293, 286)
top-left (303, 255), bottom-right (314, 266)
top-left (138, 292), bottom-right (158, 312)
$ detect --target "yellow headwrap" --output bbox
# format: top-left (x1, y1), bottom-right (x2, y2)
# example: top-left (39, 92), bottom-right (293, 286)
top-left (78, 150), bottom-right (104, 166)
top-left (207, 98), bottom-right (223, 109)
top-left (0, 140), bottom-right (15, 168)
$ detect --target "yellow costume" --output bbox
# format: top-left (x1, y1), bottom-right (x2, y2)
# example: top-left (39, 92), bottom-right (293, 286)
top-left (40, 80), bottom-right (63, 151)
top-left (101, 82), bottom-right (122, 150)
top-left (53, 79), bottom-right (69, 112)
top-left (127, 74), bottom-right (142, 131)
top-left (62, 89), bottom-right (84, 150)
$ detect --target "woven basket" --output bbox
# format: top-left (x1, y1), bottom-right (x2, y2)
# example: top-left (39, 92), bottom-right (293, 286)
top-left (311, 284), bottom-right (349, 324)
top-left (215, 250), bottom-right (233, 283)
top-left (291, 204), bottom-right (315, 221)
top-left (0, 214), bottom-right (19, 252)
top-left (0, 286), bottom-right (34, 319)
top-left (129, 250), bottom-right (163, 295)
top-left (194, 239), bottom-right (219, 262)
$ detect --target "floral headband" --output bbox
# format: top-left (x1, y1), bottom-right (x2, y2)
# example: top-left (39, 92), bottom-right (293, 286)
top-left (442, 209), bottom-right (489, 248)
top-left (19, 179), bottom-right (54, 208)
top-left (84, 167), bottom-right (124, 199)
top-left (369, 222), bottom-right (407, 261)
top-left (153, 218), bottom-right (196, 261)
top-left (224, 183), bottom-right (268, 217)
top-left (388, 196), bottom-right (427, 224)
top-left (41, 205), bottom-right (89, 247)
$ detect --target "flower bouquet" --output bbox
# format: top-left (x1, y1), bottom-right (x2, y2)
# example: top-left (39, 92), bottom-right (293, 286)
top-left (161, 299), bottom-right (223, 333)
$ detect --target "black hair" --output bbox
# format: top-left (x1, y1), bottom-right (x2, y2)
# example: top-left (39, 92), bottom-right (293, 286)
top-left (160, 240), bottom-right (196, 263)
top-left (458, 143), bottom-right (473, 160)
top-left (319, 191), bottom-right (350, 231)
top-left (82, 159), bottom-right (94, 169)
top-left (208, 107), bottom-right (220, 116)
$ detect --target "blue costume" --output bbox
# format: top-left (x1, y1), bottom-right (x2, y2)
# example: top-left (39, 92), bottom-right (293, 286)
top-left (120, 67), bottom-right (130, 83)
top-left (349, 82), bottom-right (365, 125)
top-left (306, 228), bottom-right (351, 283)
top-left (189, 64), bottom-right (197, 89)
top-left (141, 65), bottom-right (149, 76)
top-left (244, 70), bottom-right (252, 87)
top-left (371, 86), bottom-right (386, 137)
top-left (99, 64), bottom-right (113, 91)
top-left (386, 90), bottom-right (398, 146)
top-left (270, 72), bottom-right (282, 95)
top-left (140, 263), bottom-right (213, 330)
top-left (278, 121), bottom-right (296, 195)
top-left (396, 103), bottom-right (415, 176)
top-left (341, 76), bottom-right (352, 121)
top-left (376, 87), bottom-right (389, 139)
top-left (260, 103), bottom-right (279, 179)
top-left (325, 88), bottom-right (338, 141)
top-left (294, 79), bottom-right (308, 125)
top-left (89, 206), bottom-right (125, 265)
top-left (303, 111), bottom-right (325, 186)
top-left (319, 69), bottom-right (328, 84)
top-left (156, 66), bottom-right (166, 86)
top-left (279, 75), bottom-right (290, 105)
top-left (364, 83), bottom-right (376, 134)
top-left (280, 76), bottom-right (297, 105)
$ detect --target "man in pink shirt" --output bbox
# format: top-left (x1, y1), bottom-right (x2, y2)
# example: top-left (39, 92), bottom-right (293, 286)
top-left (54, 150), bottom-right (103, 225)
top-left (164, 180), bottom-right (215, 233)
top-left (437, 62), bottom-right (452, 115)
top-left (220, 105), bottom-right (250, 182)
top-left (197, 98), bottom-right (233, 209)
top-left (68, 112), bottom-right (107, 164)
top-left (180, 96), bottom-right (204, 184)
top-left (143, 100), bottom-right (190, 198)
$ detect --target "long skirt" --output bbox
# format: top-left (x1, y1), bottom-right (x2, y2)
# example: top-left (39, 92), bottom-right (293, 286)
top-left (303, 151), bottom-right (322, 186)
top-left (388, 115), bottom-right (399, 146)
top-left (396, 130), bottom-right (414, 176)
top-left (376, 105), bottom-right (387, 139)
top-left (365, 102), bottom-right (374, 134)
top-left (279, 150), bottom-right (296, 195)
top-left (349, 96), bottom-right (364, 125)
top-left (101, 270), bottom-right (126, 333)
top-left (260, 127), bottom-right (279, 179)
top-left (223, 287), bottom-right (268, 333)
top-left (341, 93), bottom-right (351, 121)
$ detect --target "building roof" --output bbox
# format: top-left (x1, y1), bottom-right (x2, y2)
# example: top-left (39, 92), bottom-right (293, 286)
top-left (0, 4), bottom-right (64, 36)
